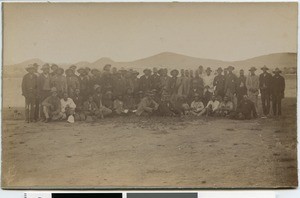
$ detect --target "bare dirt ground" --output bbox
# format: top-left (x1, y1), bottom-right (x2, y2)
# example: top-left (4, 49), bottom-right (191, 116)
top-left (1, 98), bottom-right (297, 189)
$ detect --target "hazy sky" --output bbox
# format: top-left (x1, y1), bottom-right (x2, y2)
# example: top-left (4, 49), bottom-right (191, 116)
top-left (3, 2), bottom-right (298, 65)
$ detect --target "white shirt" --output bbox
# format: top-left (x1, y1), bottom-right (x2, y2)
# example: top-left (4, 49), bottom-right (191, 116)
top-left (206, 100), bottom-right (220, 111)
top-left (203, 74), bottom-right (215, 93)
top-left (60, 98), bottom-right (76, 112)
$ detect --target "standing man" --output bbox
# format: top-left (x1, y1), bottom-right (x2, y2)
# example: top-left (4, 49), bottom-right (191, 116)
top-left (169, 69), bottom-right (182, 103)
top-left (271, 68), bottom-right (285, 116)
top-left (22, 64), bottom-right (38, 123)
top-left (259, 65), bottom-right (273, 117)
top-left (77, 67), bottom-right (90, 101)
top-left (224, 66), bottom-right (238, 110)
top-left (51, 67), bottom-right (67, 98)
top-left (32, 63), bottom-right (40, 121)
top-left (37, 63), bottom-right (52, 121)
top-left (202, 67), bottom-right (214, 106)
top-left (213, 67), bottom-right (225, 99)
top-left (246, 67), bottom-right (259, 112)
top-left (50, 64), bottom-right (59, 77)
top-left (236, 69), bottom-right (247, 106)
top-left (139, 69), bottom-right (152, 92)
top-left (151, 67), bottom-right (161, 91)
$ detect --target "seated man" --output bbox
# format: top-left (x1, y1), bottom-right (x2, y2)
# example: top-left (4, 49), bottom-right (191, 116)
top-left (157, 93), bottom-right (181, 117)
top-left (174, 95), bottom-right (190, 115)
top-left (93, 84), bottom-right (113, 118)
top-left (60, 92), bottom-right (76, 123)
top-left (234, 95), bottom-right (257, 120)
top-left (136, 91), bottom-right (159, 116)
top-left (123, 88), bottom-right (137, 113)
top-left (82, 96), bottom-right (101, 120)
top-left (113, 95), bottom-right (128, 115)
top-left (199, 95), bottom-right (220, 116)
top-left (72, 88), bottom-right (85, 121)
top-left (216, 95), bottom-right (234, 117)
top-left (42, 87), bottom-right (62, 123)
top-left (190, 94), bottom-right (205, 116)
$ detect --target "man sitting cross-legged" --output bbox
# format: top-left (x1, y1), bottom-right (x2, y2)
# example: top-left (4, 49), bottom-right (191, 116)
top-left (189, 93), bottom-right (205, 116)
top-left (198, 95), bottom-right (220, 116)
top-left (216, 95), bottom-right (234, 117)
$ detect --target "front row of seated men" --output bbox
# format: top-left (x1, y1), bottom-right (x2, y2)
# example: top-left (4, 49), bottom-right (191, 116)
top-left (41, 86), bottom-right (257, 123)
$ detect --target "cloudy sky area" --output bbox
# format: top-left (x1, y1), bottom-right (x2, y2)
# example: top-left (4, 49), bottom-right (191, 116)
top-left (3, 2), bottom-right (297, 65)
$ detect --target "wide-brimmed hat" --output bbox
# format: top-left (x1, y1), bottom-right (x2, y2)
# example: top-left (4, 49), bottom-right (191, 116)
top-left (249, 67), bottom-right (257, 71)
top-left (56, 67), bottom-right (64, 73)
top-left (132, 70), bottom-right (139, 75)
top-left (94, 84), bottom-right (101, 90)
top-left (170, 69), bottom-right (179, 76)
top-left (216, 67), bottom-right (223, 72)
top-left (51, 64), bottom-right (59, 69)
top-left (119, 67), bottom-right (127, 72)
top-left (77, 67), bottom-right (86, 73)
top-left (51, 87), bottom-right (57, 92)
top-left (91, 68), bottom-right (100, 73)
top-left (227, 66), bottom-right (235, 70)
top-left (65, 68), bottom-right (74, 74)
top-left (41, 63), bottom-right (50, 70)
top-left (25, 64), bottom-right (35, 72)
top-left (103, 64), bottom-right (112, 71)
top-left (261, 65), bottom-right (269, 71)
top-left (69, 65), bottom-right (77, 70)
top-left (143, 68), bottom-right (151, 74)
top-left (273, 68), bottom-right (282, 73)
top-left (32, 63), bottom-right (39, 68)
top-left (206, 67), bottom-right (212, 72)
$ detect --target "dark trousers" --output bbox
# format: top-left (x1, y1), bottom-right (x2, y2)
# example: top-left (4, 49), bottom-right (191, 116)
top-left (38, 90), bottom-right (51, 120)
top-left (261, 89), bottom-right (270, 115)
top-left (272, 94), bottom-right (282, 116)
top-left (25, 96), bottom-right (36, 122)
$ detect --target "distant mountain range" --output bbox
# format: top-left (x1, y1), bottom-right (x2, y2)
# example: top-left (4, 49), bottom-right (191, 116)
top-left (3, 52), bottom-right (297, 78)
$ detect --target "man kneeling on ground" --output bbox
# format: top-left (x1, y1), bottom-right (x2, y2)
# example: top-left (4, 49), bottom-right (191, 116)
top-left (216, 95), bottom-right (234, 117)
top-left (136, 91), bottom-right (159, 116)
top-left (82, 96), bottom-right (102, 121)
top-left (60, 92), bottom-right (76, 123)
top-left (190, 93), bottom-right (205, 116)
top-left (198, 95), bottom-right (220, 116)
top-left (42, 87), bottom-right (62, 123)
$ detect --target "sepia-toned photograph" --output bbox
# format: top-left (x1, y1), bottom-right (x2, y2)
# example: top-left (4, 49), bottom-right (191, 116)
top-left (1, 2), bottom-right (298, 189)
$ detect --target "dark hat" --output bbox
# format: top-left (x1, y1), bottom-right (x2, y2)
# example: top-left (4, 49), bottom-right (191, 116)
top-left (57, 67), bottom-right (64, 73)
top-left (273, 68), bottom-right (282, 73)
top-left (32, 63), bottom-right (39, 68)
top-left (119, 67), bottom-right (127, 72)
top-left (85, 67), bottom-right (91, 70)
top-left (249, 67), bottom-right (257, 71)
top-left (77, 67), bottom-right (86, 73)
top-left (261, 65), bottom-right (269, 70)
top-left (216, 67), bottom-right (223, 72)
top-left (143, 68), bottom-right (151, 74)
top-left (206, 67), bottom-right (212, 72)
top-left (91, 68), bottom-right (100, 73)
top-left (25, 64), bottom-right (35, 72)
top-left (227, 66), bottom-right (235, 70)
top-left (132, 70), bottom-right (139, 75)
top-left (103, 64), bottom-right (112, 71)
top-left (65, 68), bottom-right (74, 73)
top-left (170, 69), bottom-right (179, 76)
top-left (41, 63), bottom-right (50, 70)
top-left (158, 68), bottom-right (164, 75)
top-left (69, 65), bottom-right (77, 70)
top-left (51, 64), bottom-right (59, 69)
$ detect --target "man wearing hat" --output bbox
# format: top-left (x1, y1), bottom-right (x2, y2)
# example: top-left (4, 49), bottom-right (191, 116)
top-left (197, 65), bottom-right (204, 78)
top-left (189, 93), bottom-right (205, 116)
top-left (31, 63), bottom-right (40, 120)
top-left (224, 66), bottom-right (238, 110)
top-left (136, 90), bottom-right (159, 116)
top-left (159, 69), bottom-right (171, 92)
top-left (41, 87), bottom-right (62, 123)
top-left (66, 68), bottom-right (80, 98)
top-left (77, 67), bottom-right (90, 101)
top-left (51, 67), bottom-right (67, 98)
top-left (259, 65), bottom-right (273, 117)
top-left (213, 67), bottom-right (226, 99)
top-left (22, 64), bottom-right (38, 122)
top-left (271, 68), bottom-right (285, 116)
top-left (202, 67), bottom-right (215, 106)
top-left (157, 92), bottom-right (180, 116)
top-left (246, 67), bottom-right (259, 111)
top-left (69, 65), bottom-right (77, 73)
top-left (90, 68), bottom-right (101, 89)
top-left (100, 64), bottom-right (114, 94)
top-left (169, 69), bottom-right (182, 103)
top-left (139, 68), bottom-right (152, 92)
top-left (217, 95), bottom-right (234, 117)
top-left (93, 84), bottom-right (112, 118)
top-left (37, 63), bottom-right (52, 121)
top-left (129, 70), bottom-right (140, 96)
top-left (50, 64), bottom-right (59, 77)
top-left (151, 67), bottom-right (161, 91)
top-left (236, 69), bottom-right (247, 106)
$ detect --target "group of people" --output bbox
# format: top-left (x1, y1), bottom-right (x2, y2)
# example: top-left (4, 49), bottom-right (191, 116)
top-left (21, 63), bottom-right (285, 123)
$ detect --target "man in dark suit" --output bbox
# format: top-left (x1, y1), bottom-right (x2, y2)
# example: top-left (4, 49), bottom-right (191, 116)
top-left (259, 65), bottom-right (273, 117)
top-left (22, 64), bottom-right (38, 123)
top-left (271, 68), bottom-right (285, 116)
top-left (139, 69), bottom-right (152, 92)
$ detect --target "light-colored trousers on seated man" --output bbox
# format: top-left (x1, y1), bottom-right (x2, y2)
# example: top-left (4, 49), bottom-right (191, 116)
top-left (43, 106), bottom-right (63, 121)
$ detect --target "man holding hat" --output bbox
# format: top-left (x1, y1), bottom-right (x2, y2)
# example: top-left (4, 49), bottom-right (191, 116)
top-left (246, 67), bottom-right (259, 111)
top-left (259, 65), bottom-right (273, 117)
top-left (271, 68), bottom-right (285, 116)
top-left (213, 67), bottom-right (226, 99)
top-left (22, 64), bottom-right (38, 122)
